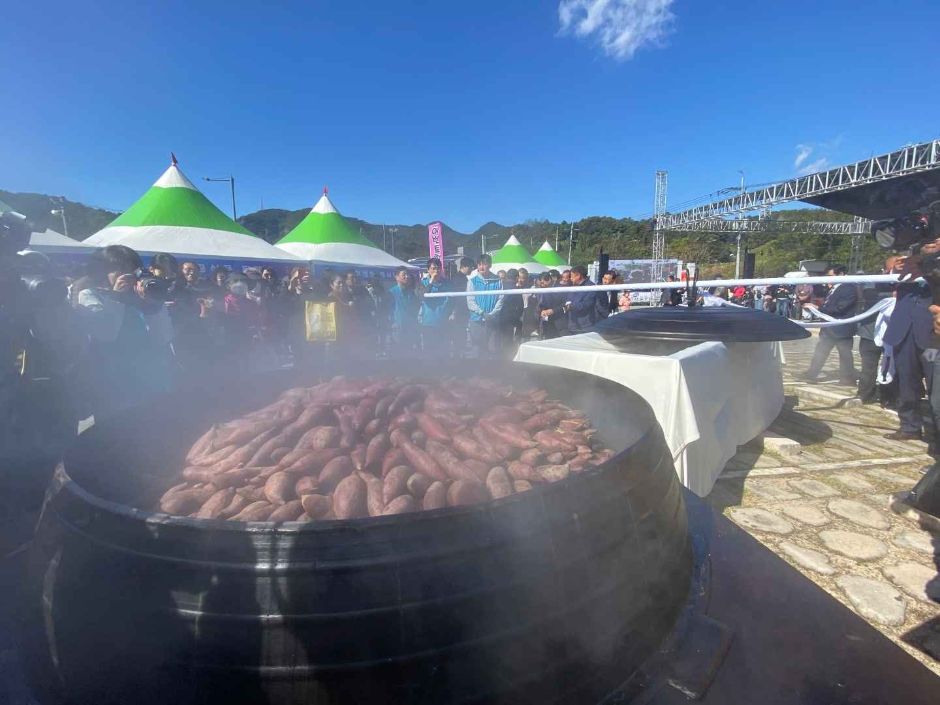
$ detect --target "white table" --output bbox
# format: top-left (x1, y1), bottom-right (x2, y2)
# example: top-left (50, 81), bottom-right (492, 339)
top-left (515, 332), bottom-right (785, 496)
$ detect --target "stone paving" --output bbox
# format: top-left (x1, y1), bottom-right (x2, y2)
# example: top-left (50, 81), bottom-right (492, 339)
top-left (708, 333), bottom-right (940, 676)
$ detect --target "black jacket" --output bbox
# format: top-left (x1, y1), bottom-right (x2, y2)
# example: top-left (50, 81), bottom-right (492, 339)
top-left (818, 282), bottom-right (859, 339)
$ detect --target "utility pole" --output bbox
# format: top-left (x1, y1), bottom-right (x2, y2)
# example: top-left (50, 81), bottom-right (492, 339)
top-left (555, 226), bottom-right (559, 251)
top-left (567, 223), bottom-right (578, 265)
top-left (382, 224), bottom-right (387, 252)
top-left (735, 170), bottom-right (745, 279)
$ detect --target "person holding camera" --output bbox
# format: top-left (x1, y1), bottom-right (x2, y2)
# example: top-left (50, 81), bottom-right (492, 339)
top-left (71, 245), bottom-right (174, 419)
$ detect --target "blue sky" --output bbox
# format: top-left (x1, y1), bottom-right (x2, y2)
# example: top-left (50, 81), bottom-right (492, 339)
top-left (2, 0), bottom-right (938, 232)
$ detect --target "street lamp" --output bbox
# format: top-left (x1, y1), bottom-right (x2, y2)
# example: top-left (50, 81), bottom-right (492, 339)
top-left (50, 197), bottom-right (68, 238)
top-left (203, 176), bottom-right (237, 221)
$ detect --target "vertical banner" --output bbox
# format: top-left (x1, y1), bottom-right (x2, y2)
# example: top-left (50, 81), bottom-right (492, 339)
top-left (428, 222), bottom-right (444, 261)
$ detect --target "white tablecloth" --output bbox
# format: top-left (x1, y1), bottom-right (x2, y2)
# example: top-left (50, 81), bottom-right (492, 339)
top-left (514, 333), bottom-right (784, 496)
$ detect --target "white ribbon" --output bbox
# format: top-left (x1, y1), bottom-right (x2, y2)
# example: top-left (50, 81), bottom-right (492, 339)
top-left (798, 298), bottom-right (893, 328)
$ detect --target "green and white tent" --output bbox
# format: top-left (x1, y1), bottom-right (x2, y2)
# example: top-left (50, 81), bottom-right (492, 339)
top-left (489, 235), bottom-right (547, 274)
top-left (276, 190), bottom-right (415, 270)
top-left (533, 240), bottom-right (569, 271)
top-left (85, 158), bottom-right (300, 263)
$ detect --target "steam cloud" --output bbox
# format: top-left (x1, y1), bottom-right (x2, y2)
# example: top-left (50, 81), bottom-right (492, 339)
top-left (558, 0), bottom-right (676, 61)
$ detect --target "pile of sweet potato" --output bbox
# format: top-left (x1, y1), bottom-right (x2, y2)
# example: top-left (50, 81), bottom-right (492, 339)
top-left (157, 376), bottom-right (615, 522)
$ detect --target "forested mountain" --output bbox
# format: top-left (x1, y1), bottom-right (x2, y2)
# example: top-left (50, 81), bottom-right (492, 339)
top-left (0, 189), bottom-right (116, 240)
top-left (1, 186), bottom-right (884, 276)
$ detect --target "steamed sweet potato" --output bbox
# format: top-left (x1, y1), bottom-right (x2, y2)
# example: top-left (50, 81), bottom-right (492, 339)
top-left (415, 413), bottom-right (451, 443)
top-left (363, 418), bottom-right (385, 438)
top-left (281, 448), bottom-right (343, 475)
top-left (296, 426), bottom-right (342, 450)
top-left (422, 481), bottom-right (448, 510)
top-left (506, 461), bottom-right (540, 483)
top-left (479, 419), bottom-right (534, 450)
top-left (400, 439), bottom-right (448, 481)
top-left (383, 495), bottom-right (417, 515)
top-left (333, 475), bottom-right (368, 519)
top-left (268, 499), bottom-right (304, 522)
top-left (217, 492), bottom-right (250, 519)
top-left (235, 486), bottom-right (267, 502)
top-left (350, 443), bottom-right (367, 471)
top-left (471, 426), bottom-right (513, 461)
top-left (406, 472), bottom-right (432, 499)
top-left (452, 433), bottom-right (500, 464)
top-left (364, 474), bottom-right (385, 517)
top-left (533, 430), bottom-right (577, 453)
top-left (365, 433), bottom-right (390, 472)
top-left (383, 466), bottom-right (412, 505)
top-left (263, 471), bottom-right (294, 505)
top-left (447, 480), bottom-right (489, 507)
top-left (512, 480), bottom-right (533, 493)
top-left (186, 425), bottom-right (218, 463)
top-left (486, 467), bottom-right (514, 500)
top-left (231, 501), bottom-right (275, 521)
top-left (294, 475), bottom-right (319, 496)
top-left (460, 458), bottom-right (491, 483)
top-left (381, 447), bottom-right (407, 477)
top-left (301, 493), bottom-right (332, 519)
top-left (537, 464), bottom-right (570, 483)
top-left (319, 456), bottom-right (354, 493)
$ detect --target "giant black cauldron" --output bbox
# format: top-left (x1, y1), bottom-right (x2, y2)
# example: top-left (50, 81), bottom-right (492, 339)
top-left (19, 360), bottom-right (691, 705)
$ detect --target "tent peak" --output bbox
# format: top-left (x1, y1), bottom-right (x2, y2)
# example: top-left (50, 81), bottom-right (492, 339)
top-left (504, 235), bottom-right (523, 246)
top-left (170, 152), bottom-right (178, 167)
top-left (538, 240), bottom-right (555, 252)
top-left (153, 163), bottom-right (197, 191)
top-left (311, 191), bottom-right (339, 215)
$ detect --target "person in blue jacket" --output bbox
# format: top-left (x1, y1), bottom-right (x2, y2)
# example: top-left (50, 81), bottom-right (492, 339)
top-left (466, 254), bottom-right (503, 358)
top-left (419, 258), bottom-right (452, 357)
top-left (388, 266), bottom-right (419, 357)
top-left (564, 265), bottom-right (602, 334)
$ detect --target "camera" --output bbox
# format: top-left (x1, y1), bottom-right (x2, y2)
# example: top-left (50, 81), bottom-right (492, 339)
top-left (871, 201), bottom-right (940, 252)
top-left (137, 273), bottom-right (172, 302)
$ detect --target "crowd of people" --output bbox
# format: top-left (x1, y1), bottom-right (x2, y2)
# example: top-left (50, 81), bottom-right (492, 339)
top-left (5, 246), bottom-right (648, 433)
top-left (9, 237), bottom-right (938, 454)
top-left (657, 274), bottom-right (827, 319)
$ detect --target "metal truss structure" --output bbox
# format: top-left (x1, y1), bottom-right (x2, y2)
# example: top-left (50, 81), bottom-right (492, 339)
top-left (651, 170), bottom-right (668, 284)
top-left (671, 218), bottom-right (871, 235)
top-left (659, 139), bottom-right (940, 229)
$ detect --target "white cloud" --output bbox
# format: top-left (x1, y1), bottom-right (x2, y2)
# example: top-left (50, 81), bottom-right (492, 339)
top-left (793, 142), bottom-right (834, 175)
top-left (794, 144), bottom-right (812, 170)
top-left (558, 0), bottom-right (676, 61)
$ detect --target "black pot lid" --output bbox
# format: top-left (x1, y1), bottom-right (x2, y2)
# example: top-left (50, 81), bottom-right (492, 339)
top-left (591, 306), bottom-right (811, 343)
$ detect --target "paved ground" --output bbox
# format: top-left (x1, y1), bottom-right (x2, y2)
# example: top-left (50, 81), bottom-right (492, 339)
top-left (709, 333), bottom-right (940, 676)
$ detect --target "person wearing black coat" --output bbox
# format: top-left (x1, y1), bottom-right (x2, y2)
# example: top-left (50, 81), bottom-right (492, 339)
top-left (565, 265), bottom-right (601, 334)
top-left (882, 277), bottom-right (934, 439)
top-left (802, 266), bottom-right (859, 384)
top-left (596, 271), bottom-right (618, 319)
